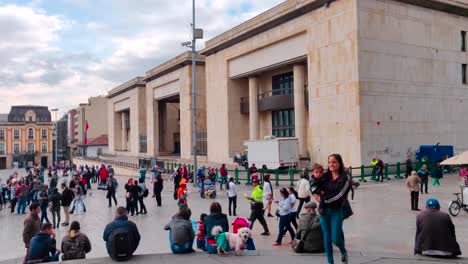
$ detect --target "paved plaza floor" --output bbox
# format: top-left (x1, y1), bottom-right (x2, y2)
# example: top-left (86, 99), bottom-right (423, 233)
top-left (0, 168), bottom-right (467, 263)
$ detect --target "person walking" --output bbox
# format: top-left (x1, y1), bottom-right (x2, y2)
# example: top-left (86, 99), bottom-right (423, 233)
top-left (288, 187), bottom-right (299, 230)
top-left (139, 165), bottom-right (147, 183)
top-left (273, 188), bottom-right (295, 246)
top-left (296, 172), bottom-right (311, 217)
top-left (153, 169), bottom-right (163, 206)
top-left (431, 162), bottom-right (443, 186)
top-left (61, 221), bottom-right (92, 261)
top-left (319, 154), bottom-right (351, 264)
top-left (405, 156), bottom-right (413, 178)
top-left (263, 174), bottom-right (274, 217)
top-left (227, 177), bottom-right (237, 216)
top-left (16, 181), bottom-right (28, 214)
top-left (138, 179), bottom-right (148, 214)
top-left (406, 171), bottom-right (421, 211)
top-left (37, 185), bottom-right (50, 223)
top-left (418, 164), bottom-right (430, 194)
top-left (219, 164), bottom-right (228, 190)
top-left (245, 179), bottom-right (270, 236)
top-left (107, 175), bottom-right (118, 207)
top-left (23, 202), bottom-right (41, 263)
top-left (60, 183), bottom-right (74, 227)
top-left (9, 181), bottom-right (18, 213)
top-left (49, 187), bottom-right (62, 229)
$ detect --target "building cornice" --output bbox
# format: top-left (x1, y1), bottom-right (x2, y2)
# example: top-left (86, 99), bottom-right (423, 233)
top-left (144, 51), bottom-right (205, 83)
top-left (200, 0), bottom-right (468, 56)
top-left (107, 77), bottom-right (146, 99)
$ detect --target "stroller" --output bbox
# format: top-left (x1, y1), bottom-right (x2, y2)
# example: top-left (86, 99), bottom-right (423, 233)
top-left (204, 179), bottom-right (217, 199)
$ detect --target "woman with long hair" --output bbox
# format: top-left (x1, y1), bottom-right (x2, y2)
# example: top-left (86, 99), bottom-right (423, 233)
top-left (263, 174), bottom-right (274, 217)
top-left (226, 177), bottom-right (237, 216)
top-left (319, 154), bottom-right (351, 264)
top-left (273, 188), bottom-right (295, 246)
top-left (288, 187), bottom-right (299, 230)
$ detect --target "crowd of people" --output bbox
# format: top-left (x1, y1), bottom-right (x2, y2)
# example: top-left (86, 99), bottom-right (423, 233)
top-left (3, 154), bottom-right (461, 264)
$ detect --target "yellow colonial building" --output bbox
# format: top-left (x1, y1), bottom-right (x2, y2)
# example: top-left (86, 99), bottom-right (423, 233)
top-left (0, 106), bottom-right (53, 169)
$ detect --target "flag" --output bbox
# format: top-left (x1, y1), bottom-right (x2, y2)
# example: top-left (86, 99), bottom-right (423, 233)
top-left (85, 120), bottom-right (89, 131)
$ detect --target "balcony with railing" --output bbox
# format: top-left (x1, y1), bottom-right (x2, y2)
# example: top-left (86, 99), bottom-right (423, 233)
top-left (240, 87), bottom-right (308, 114)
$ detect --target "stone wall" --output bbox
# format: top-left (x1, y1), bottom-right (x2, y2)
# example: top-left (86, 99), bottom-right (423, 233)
top-left (358, 0), bottom-right (468, 164)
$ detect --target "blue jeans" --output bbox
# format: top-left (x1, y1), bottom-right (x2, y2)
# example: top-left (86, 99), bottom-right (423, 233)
top-left (17, 199), bottom-right (27, 214)
top-left (199, 182), bottom-right (205, 198)
top-left (40, 204), bottom-right (50, 223)
top-left (276, 213), bottom-right (295, 244)
top-left (219, 177), bottom-right (227, 189)
top-left (169, 232), bottom-right (194, 254)
top-left (320, 208), bottom-right (347, 264)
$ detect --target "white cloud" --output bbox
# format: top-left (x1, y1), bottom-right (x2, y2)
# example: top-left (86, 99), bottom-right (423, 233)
top-left (0, 0), bottom-right (286, 113)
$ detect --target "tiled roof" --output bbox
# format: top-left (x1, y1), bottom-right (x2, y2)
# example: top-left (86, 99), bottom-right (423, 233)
top-left (85, 134), bottom-right (108, 146)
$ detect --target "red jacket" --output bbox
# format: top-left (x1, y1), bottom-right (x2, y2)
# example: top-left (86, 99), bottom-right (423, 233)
top-left (220, 167), bottom-right (228, 177)
top-left (99, 167), bottom-right (109, 180)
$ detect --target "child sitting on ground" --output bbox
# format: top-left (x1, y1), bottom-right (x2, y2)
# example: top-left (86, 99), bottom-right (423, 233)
top-left (196, 213), bottom-right (207, 251)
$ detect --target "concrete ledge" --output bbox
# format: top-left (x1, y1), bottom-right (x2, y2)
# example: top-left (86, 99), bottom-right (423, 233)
top-left (4, 250), bottom-right (467, 264)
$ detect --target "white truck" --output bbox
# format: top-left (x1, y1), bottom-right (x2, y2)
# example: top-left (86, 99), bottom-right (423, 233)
top-left (244, 138), bottom-right (299, 169)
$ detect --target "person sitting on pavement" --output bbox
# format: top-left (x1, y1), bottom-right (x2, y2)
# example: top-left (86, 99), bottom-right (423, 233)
top-left (164, 206), bottom-right (195, 254)
top-left (204, 202), bottom-right (229, 253)
top-left (103, 206), bottom-right (141, 261)
top-left (61, 221), bottom-right (92, 261)
top-left (27, 223), bottom-right (59, 263)
top-left (292, 201), bottom-right (324, 253)
top-left (415, 198), bottom-right (461, 258)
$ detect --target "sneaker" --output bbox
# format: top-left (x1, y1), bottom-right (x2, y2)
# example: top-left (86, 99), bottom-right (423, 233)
top-left (341, 253), bottom-right (348, 264)
top-left (260, 232), bottom-right (270, 236)
top-left (267, 213), bottom-right (274, 217)
top-left (272, 242), bottom-right (281, 246)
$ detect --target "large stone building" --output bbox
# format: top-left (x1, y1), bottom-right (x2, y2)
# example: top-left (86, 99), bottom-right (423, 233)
top-left (0, 106), bottom-right (53, 169)
top-left (69, 96), bottom-right (108, 156)
top-left (199, 0), bottom-right (468, 166)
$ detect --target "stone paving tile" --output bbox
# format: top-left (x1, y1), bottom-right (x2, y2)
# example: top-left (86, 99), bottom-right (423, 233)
top-left (0, 168), bottom-right (467, 262)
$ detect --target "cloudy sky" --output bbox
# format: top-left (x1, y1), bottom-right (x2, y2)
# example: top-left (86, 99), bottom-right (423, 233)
top-left (0, 0), bottom-right (284, 117)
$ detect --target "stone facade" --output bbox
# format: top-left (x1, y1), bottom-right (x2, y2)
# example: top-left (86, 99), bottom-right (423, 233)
top-left (0, 106), bottom-right (53, 169)
top-left (200, 0), bottom-right (468, 166)
top-left (145, 52), bottom-right (207, 160)
top-left (73, 96), bottom-right (108, 145)
top-left (107, 77), bottom-right (147, 157)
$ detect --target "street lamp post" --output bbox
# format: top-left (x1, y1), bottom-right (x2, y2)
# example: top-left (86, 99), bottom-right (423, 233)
top-left (182, 0), bottom-right (203, 187)
top-left (50, 108), bottom-right (58, 166)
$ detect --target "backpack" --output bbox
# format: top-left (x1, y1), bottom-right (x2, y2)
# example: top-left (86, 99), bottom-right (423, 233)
top-left (62, 236), bottom-right (85, 261)
top-left (143, 189), bottom-right (149, 198)
top-left (109, 227), bottom-right (133, 261)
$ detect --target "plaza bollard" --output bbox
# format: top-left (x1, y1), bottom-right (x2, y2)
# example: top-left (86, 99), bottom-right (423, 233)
top-left (289, 168), bottom-right (294, 186)
top-left (275, 170), bottom-right (280, 187)
top-left (359, 166), bottom-right (367, 182)
top-left (384, 163), bottom-right (389, 180)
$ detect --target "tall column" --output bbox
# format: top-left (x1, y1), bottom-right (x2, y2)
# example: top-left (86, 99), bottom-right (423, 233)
top-left (121, 112), bottom-right (128, 151)
top-left (249, 77), bottom-right (259, 140)
top-left (294, 64), bottom-right (307, 157)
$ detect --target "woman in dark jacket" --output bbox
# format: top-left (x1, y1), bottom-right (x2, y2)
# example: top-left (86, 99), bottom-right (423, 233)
top-left (49, 188), bottom-right (62, 229)
top-left (318, 154), bottom-right (351, 264)
top-left (204, 202), bottom-right (228, 253)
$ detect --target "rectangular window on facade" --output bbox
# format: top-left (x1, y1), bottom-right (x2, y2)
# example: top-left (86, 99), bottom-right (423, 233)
top-left (272, 109), bottom-right (295, 138)
top-left (272, 72), bottom-right (294, 96)
top-left (28, 128), bottom-right (34, 140)
top-left (0, 130), bottom-right (4, 141)
top-left (0, 143), bottom-right (4, 155)
top-left (14, 130), bottom-right (20, 140)
top-left (14, 144), bottom-right (20, 154)
top-left (27, 143), bottom-right (34, 153)
top-left (463, 64), bottom-right (467, 84)
top-left (41, 129), bottom-right (47, 139)
top-left (462, 31), bottom-right (466, 52)
top-left (41, 143), bottom-right (47, 153)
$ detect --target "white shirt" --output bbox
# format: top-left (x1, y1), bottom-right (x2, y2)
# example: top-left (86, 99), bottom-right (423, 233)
top-left (263, 181), bottom-right (272, 199)
top-left (227, 182), bottom-right (237, 197)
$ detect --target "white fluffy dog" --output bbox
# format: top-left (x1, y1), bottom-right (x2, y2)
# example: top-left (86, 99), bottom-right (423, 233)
top-left (211, 225), bottom-right (252, 255)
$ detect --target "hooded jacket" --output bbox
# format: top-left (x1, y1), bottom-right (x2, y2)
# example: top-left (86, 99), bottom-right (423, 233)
top-left (103, 216), bottom-right (141, 256)
top-left (296, 212), bottom-right (324, 253)
top-left (164, 217), bottom-right (195, 245)
top-left (28, 232), bottom-right (56, 262)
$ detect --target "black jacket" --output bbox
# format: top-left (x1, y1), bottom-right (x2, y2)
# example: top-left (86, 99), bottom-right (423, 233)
top-left (204, 213), bottom-right (229, 240)
top-left (61, 188), bottom-right (74, 207)
top-left (415, 209), bottom-right (461, 256)
top-left (103, 216), bottom-right (140, 257)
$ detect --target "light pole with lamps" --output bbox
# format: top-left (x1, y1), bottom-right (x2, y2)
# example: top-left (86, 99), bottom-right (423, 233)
top-left (50, 108), bottom-right (58, 166)
top-left (182, 0), bottom-right (203, 187)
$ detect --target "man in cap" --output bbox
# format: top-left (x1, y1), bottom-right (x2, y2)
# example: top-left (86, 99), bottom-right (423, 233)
top-left (245, 179), bottom-right (269, 236)
top-left (415, 198), bottom-right (461, 257)
top-left (293, 201), bottom-right (324, 253)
